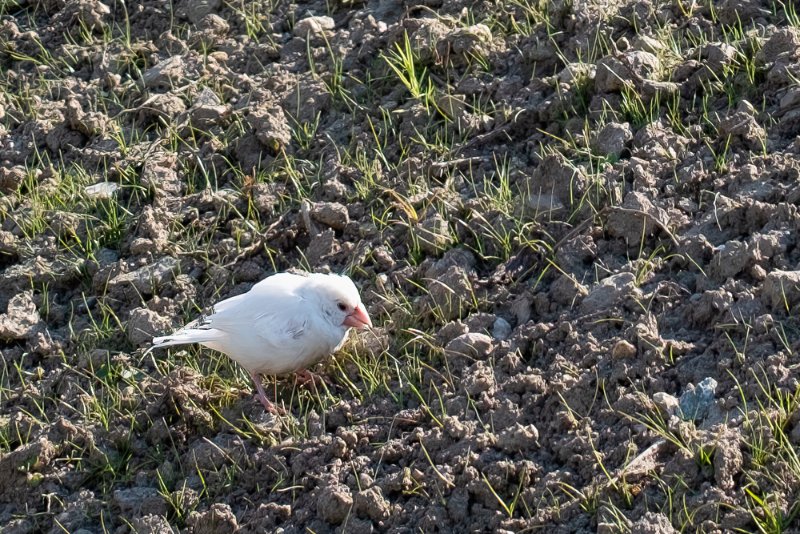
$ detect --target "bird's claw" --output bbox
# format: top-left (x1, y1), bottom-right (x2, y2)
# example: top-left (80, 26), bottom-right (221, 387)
top-left (294, 369), bottom-right (328, 390)
top-left (255, 395), bottom-right (285, 415)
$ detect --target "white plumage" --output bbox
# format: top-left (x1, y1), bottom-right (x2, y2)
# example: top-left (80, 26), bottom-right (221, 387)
top-left (151, 271), bottom-right (372, 412)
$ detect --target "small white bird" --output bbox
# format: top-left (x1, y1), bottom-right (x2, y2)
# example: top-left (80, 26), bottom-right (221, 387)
top-left (151, 271), bottom-right (372, 413)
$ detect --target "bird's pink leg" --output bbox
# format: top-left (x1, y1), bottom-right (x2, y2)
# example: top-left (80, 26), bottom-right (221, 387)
top-left (250, 372), bottom-right (282, 414)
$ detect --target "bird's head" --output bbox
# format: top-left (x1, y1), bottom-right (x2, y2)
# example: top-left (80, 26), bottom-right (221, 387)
top-left (308, 273), bottom-right (372, 331)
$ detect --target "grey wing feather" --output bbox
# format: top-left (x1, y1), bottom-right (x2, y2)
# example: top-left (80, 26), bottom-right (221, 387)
top-left (286, 320), bottom-right (307, 340)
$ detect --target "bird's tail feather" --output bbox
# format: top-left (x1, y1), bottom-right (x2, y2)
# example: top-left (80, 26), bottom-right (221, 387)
top-left (152, 328), bottom-right (224, 348)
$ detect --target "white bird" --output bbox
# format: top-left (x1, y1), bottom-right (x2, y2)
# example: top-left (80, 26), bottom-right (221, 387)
top-left (151, 271), bottom-right (372, 413)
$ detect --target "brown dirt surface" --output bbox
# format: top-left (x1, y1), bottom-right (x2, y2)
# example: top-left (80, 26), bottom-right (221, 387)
top-left (2, 0), bottom-right (800, 532)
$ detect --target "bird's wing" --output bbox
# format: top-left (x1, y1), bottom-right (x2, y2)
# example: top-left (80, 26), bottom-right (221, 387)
top-left (242, 312), bottom-right (329, 374)
top-left (205, 273), bottom-right (302, 326)
top-left (210, 273), bottom-right (304, 315)
top-left (252, 310), bottom-right (311, 346)
top-left (203, 274), bottom-right (325, 351)
top-left (184, 272), bottom-right (340, 373)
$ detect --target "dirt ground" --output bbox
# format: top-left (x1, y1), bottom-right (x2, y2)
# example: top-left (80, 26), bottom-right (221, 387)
top-left (2, 0), bottom-right (800, 532)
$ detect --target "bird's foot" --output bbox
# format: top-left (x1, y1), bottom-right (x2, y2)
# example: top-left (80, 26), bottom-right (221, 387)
top-left (294, 369), bottom-right (327, 389)
top-left (255, 394), bottom-right (285, 415)
top-left (250, 372), bottom-right (286, 415)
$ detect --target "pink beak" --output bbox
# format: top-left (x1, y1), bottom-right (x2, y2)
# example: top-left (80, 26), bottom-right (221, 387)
top-left (343, 304), bottom-right (372, 329)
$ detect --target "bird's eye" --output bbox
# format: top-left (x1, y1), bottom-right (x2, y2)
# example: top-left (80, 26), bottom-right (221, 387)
top-left (337, 302), bottom-right (347, 311)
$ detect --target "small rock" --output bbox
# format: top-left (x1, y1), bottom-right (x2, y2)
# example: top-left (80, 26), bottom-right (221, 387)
top-left (652, 392), bottom-right (679, 415)
top-left (138, 93), bottom-right (186, 123)
top-left (65, 97), bottom-right (108, 135)
top-left (524, 153), bottom-right (586, 215)
top-left (197, 13), bottom-right (228, 35)
top-left (505, 371), bottom-right (547, 394)
top-left (129, 515), bottom-right (172, 534)
top-left (247, 502), bottom-right (291, 527)
top-left (170, 487), bottom-right (199, 512)
top-left (716, 111), bottom-right (766, 150)
top-left (353, 486), bottom-right (391, 523)
top-left (317, 485), bottom-right (353, 525)
top-left (182, 436), bottom-right (247, 473)
top-left (0, 437), bottom-right (57, 480)
top-left (187, 503), bottom-right (238, 534)
top-left (405, 19), bottom-right (450, 65)
top-left (427, 264), bottom-right (474, 320)
top-left (345, 517), bottom-right (374, 534)
top-left (606, 192), bottom-right (670, 245)
top-left (763, 270), bottom-right (800, 311)
top-left (0, 230), bottom-right (17, 256)
top-left (549, 274), bottom-right (589, 305)
top-left (294, 16), bottom-right (335, 38)
top-left (186, 0), bottom-right (221, 24)
top-left (0, 165), bottom-right (26, 193)
top-left (632, 35), bottom-right (668, 55)
top-left (66, 0), bottom-right (110, 31)
top-left (717, 0), bottom-right (771, 25)
top-left (92, 248), bottom-right (120, 271)
top-left (249, 183), bottom-right (279, 216)
top-left (305, 228), bottom-right (338, 264)
top-left (436, 24), bottom-right (493, 64)
top-left (690, 289), bottom-right (734, 327)
top-left (322, 176), bottom-right (349, 200)
top-left (557, 62), bottom-right (595, 84)
top-left (714, 430), bottom-right (743, 491)
top-left (703, 42), bottom-right (736, 66)
top-left (595, 51), bottom-right (660, 93)
top-left (611, 339), bottom-right (637, 359)
top-left (630, 49), bottom-right (662, 74)
top-left (436, 320), bottom-right (469, 346)
top-left (310, 202), bottom-right (349, 231)
top-left (188, 87), bottom-right (230, 129)
top-left (463, 360), bottom-right (495, 395)
top-left (527, 192), bottom-right (564, 215)
top-left (442, 415), bottom-right (470, 439)
top-left (755, 28), bottom-right (800, 67)
top-left (143, 55), bottom-right (186, 89)
top-left (372, 246), bottom-right (395, 270)
top-left (497, 423), bottom-right (539, 452)
top-left (780, 87), bottom-right (800, 111)
top-left (247, 104), bottom-right (292, 154)
top-left (678, 377), bottom-right (717, 422)
top-left (0, 291), bottom-right (41, 340)
top-left (50, 211), bottom-right (84, 239)
top-left (127, 308), bottom-right (172, 347)
top-left (492, 317), bottom-right (512, 340)
top-left (447, 487), bottom-right (470, 524)
top-left (106, 256), bottom-right (180, 297)
top-left (709, 240), bottom-right (751, 281)
top-left (640, 79), bottom-right (679, 99)
top-left (445, 333), bottom-right (494, 364)
top-left (436, 93), bottom-right (467, 121)
top-left (598, 521), bottom-right (628, 534)
top-left (141, 163), bottom-right (182, 196)
top-left (192, 86), bottom-right (221, 106)
top-left (580, 272), bottom-right (641, 314)
top-left (417, 213), bottom-right (453, 254)
top-left (113, 487), bottom-right (167, 518)
top-left (464, 312), bottom-right (494, 334)
top-left (629, 512), bottom-right (679, 534)
top-left (353, 325), bottom-right (389, 359)
top-left (592, 122), bottom-right (632, 158)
